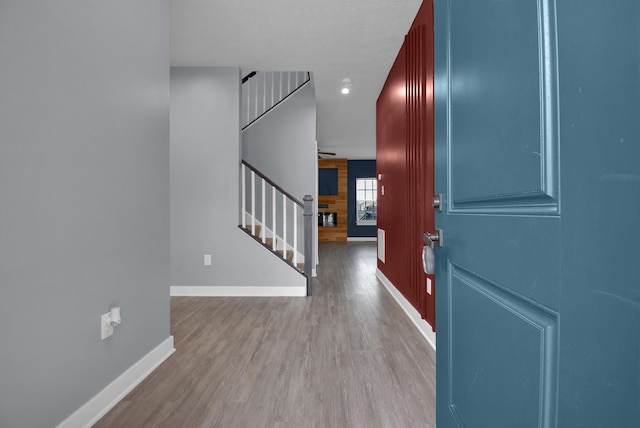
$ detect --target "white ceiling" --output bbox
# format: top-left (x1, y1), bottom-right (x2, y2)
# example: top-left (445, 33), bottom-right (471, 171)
top-left (170, 0), bottom-right (422, 160)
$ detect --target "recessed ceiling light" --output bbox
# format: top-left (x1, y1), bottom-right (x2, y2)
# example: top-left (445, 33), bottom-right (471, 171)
top-left (341, 78), bottom-right (352, 95)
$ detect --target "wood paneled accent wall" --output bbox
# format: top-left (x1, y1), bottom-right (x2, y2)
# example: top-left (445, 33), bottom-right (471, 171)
top-left (376, 1), bottom-right (436, 330)
top-left (406, 11), bottom-right (436, 329)
top-left (318, 159), bottom-right (347, 242)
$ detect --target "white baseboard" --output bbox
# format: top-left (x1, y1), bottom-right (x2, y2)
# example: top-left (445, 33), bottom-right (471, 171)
top-left (376, 269), bottom-right (436, 351)
top-left (347, 237), bottom-right (377, 242)
top-left (57, 336), bottom-right (175, 428)
top-left (170, 285), bottom-right (307, 297)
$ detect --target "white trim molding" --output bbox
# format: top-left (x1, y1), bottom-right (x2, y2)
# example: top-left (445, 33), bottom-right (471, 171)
top-left (57, 336), bottom-right (175, 428)
top-left (376, 269), bottom-right (436, 351)
top-left (170, 286), bottom-right (306, 297)
top-left (347, 237), bottom-right (377, 242)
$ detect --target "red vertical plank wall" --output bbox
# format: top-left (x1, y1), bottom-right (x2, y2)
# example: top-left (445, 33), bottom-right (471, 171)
top-left (377, 1), bottom-right (435, 330)
top-left (377, 43), bottom-right (409, 307)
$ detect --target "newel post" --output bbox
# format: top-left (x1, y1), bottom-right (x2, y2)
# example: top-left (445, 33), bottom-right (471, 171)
top-left (303, 195), bottom-right (314, 296)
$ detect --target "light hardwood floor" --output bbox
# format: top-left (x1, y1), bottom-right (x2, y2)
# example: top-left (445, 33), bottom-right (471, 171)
top-left (95, 242), bottom-right (436, 427)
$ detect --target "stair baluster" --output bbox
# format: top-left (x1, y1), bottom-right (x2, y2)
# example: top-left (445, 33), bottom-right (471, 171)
top-left (251, 170), bottom-right (256, 236)
top-left (272, 187), bottom-right (277, 251)
top-left (241, 163), bottom-right (246, 228)
top-left (261, 178), bottom-right (266, 242)
top-left (282, 193), bottom-right (287, 261)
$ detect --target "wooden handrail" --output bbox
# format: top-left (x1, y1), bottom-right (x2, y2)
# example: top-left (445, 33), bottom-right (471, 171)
top-left (242, 71), bottom-right (257, 83)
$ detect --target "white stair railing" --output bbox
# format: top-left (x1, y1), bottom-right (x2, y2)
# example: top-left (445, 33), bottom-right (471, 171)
top-left (239, 160), bottom-right (313, 293)
top-left (241, 71), bottom-right (311, 129)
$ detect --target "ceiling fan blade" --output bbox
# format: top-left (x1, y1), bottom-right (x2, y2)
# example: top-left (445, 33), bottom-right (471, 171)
top-left (318, 150), bottom-right (336, 156)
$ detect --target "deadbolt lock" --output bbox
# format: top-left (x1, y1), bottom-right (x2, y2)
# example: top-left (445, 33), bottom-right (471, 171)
top-left (432, 194), bottom-right (442, 211)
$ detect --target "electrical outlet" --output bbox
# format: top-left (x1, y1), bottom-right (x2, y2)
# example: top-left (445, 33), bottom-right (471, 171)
top-left (101, 312), bottom-right (113, 340)
top-left (204, 254), bottom-right (212, 266)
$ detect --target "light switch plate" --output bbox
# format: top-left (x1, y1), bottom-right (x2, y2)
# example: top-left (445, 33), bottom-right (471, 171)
top-left (204, 254), bottom-right (212, 266)
top-left (427, 278), bottom-right (432, 295)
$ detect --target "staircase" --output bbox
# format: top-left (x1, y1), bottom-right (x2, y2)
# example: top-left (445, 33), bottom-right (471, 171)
top-left (239, 71), bottom-right (314, 294)
top-left (243, 224), bottom-right (305, 272)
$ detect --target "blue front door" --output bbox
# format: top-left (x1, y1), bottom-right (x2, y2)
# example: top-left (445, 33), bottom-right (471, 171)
top-left (433, 0), bottom-right (640, 426)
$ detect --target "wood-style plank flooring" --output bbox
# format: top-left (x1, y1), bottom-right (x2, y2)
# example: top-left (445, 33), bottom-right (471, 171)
top-left (95, 242), bottom-right (436, 427)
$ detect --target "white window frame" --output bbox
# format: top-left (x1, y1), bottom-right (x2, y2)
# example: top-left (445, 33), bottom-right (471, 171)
top-left (355, 178), bottom-right (377, 226)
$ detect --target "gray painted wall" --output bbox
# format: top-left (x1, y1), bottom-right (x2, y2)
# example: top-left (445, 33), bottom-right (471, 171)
top-left (170, 67), bottom-right (305, 288)
top-left (242, 81), bottom-right (317, 203)
top-left (0, 2), bottom-right (170, 427)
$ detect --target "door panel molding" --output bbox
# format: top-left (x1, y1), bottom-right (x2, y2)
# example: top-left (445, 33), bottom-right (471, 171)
top-left (447, 263), bottom-right (559, 427)
top-left (446, 0), bottom-right (560, 216)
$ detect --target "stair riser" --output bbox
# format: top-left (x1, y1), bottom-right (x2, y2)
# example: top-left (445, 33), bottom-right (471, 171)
top-left (241, 225), bottom-right (305, 274)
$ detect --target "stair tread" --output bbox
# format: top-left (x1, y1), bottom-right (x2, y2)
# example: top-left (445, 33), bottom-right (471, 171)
top-left (241, 225), bottom-right (306, 275)
top-left (246, 225), bottom-right (262, 234)
top-left (276, 250), bottom-right (295, 261)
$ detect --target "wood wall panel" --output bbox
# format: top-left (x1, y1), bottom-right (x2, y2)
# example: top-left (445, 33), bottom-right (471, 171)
top-left (377, 1), bottom-right (435, 329)
top-left (318, 159), bottom-right (348, 242)
top-left (377, 45), bottom-right (409, 301)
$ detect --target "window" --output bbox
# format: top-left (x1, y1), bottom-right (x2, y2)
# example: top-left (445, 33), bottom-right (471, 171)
top-left (356, 178), bottom-right (377, 225)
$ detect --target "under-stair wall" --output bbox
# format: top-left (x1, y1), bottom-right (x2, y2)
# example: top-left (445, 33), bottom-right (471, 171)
top-left (170, 67), bottom-right (306, 296)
